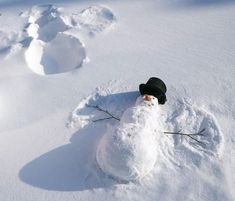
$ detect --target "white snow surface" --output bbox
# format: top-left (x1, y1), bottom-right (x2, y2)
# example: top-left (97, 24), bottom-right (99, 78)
top-left (0, 0), bottom-right (235, 201)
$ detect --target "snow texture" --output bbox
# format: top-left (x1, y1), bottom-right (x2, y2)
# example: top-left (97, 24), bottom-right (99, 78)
top-left (26, 5), bottom-right (68, 42)
top-left (70, 5), bottom-right (116, 36)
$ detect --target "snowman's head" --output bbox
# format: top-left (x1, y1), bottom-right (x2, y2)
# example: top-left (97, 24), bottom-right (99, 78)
top-left (136, 94), bottom-right (159, 107)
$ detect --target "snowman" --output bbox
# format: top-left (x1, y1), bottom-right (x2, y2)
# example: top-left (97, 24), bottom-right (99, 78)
top-left (96, 78), bottom-right (167, 181)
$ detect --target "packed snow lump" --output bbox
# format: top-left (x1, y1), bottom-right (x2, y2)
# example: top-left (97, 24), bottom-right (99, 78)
top-left (96, 95), bottom-right (163, 181)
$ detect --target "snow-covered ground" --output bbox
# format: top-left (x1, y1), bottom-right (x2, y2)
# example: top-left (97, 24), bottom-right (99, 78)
top-left (0, 0), bottom-right (235, 200)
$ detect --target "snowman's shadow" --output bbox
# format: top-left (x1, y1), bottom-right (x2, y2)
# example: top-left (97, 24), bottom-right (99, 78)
top-left (19, 123), bottom-right (102, 191)
top-left (19, 91), bottom-right (139, 191)
top-left (19, 122), bottom-right (118, 191)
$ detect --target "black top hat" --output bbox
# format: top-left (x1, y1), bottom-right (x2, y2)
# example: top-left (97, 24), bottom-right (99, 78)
top-left (139, 77), bottom-right (167, 104)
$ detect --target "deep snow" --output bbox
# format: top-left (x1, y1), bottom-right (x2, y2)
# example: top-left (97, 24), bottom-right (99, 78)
top-left (0, 0), bottom-right (235, 201)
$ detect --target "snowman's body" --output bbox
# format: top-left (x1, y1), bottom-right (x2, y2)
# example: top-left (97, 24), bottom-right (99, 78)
top-left (96, 95), bottom-right (163, 181)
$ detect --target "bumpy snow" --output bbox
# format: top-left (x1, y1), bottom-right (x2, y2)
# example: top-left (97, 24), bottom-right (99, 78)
top-left (70, 5), bottom-right (116, 36)
top-left (23, 4), bottom-right (116, 75)
top-left (0, 31), bottom-right (18, 50)
top-left (26, 5), bottom-right (68, 42)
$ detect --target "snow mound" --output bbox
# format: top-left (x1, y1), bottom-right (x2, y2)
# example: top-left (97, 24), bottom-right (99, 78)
top-left (23, 4), bottom-right (116, 75)
top-left (24, 5), bottom-right (87, 75)
top-left (26, 4), bottom-right (68, 42)
top-left (70, 5), bottom-right (116, 35)
top-left (96, 96), bottom-right (163, 181)
top-left (25, 33), bottom-right (86, 75)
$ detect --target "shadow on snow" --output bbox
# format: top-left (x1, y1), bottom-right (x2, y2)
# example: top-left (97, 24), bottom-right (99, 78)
top-left (19, 121), bottom-right (113, 191)
top-left (19, 91), bottom-right (138, 191)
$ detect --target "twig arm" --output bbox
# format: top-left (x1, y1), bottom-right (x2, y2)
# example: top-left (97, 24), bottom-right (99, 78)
top-left (86, 104), bottom-right (120, 121)
top-left (164, 128), bottom-right (206, 144)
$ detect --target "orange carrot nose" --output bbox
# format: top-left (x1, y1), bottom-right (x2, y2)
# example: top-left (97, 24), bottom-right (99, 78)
top-left (143, 95), bottom-right (152, 101)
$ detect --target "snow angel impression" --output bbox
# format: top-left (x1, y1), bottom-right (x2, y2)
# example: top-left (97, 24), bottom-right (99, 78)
top-left (96, 77), bottom-right (167, 181)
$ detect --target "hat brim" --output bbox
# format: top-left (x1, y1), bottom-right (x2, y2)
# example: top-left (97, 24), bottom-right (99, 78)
top-left (139, 84), bottom-right (167, 104)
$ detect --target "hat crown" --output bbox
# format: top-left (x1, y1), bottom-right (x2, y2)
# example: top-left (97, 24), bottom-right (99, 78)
top-left (145, 77), bottom-right (167, 93)
top-left (139, 77), bottom-right (167, 104)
